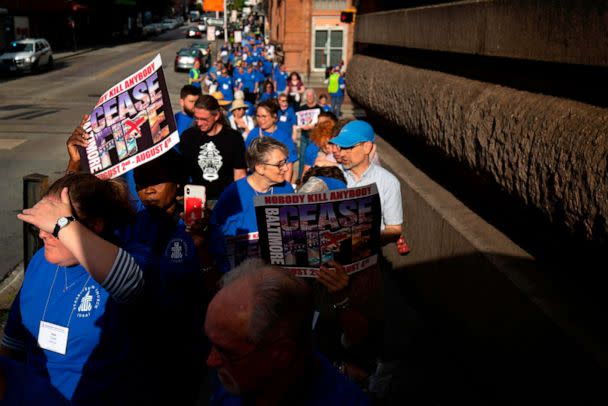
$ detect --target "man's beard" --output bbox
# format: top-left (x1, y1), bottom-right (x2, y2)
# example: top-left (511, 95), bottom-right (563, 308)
top-left (184, 107), bottom-right (195, 117)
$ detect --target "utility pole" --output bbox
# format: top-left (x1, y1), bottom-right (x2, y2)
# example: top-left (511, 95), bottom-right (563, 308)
top-left (224, 0), bottom-right (228, 47)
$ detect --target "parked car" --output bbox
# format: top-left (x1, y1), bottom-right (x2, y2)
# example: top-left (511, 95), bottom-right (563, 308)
top-left (161, 18), bottom-right (179, 30)
top-left (197, 21), bottom-right (207, 32)
top-left (174, 47), bottom-right (203, 72)
top-left (0, 38), bottom-right (53, 73)
top-left (186, 27), bottom-right (203, 38)
top-left (142, 24), bottom-right (162, 37)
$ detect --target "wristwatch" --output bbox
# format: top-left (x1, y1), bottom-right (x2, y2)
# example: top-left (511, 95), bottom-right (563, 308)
top-left (52, 216), bottom-right (76, 238)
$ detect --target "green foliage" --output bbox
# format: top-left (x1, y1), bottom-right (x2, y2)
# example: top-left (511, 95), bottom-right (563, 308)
top-left (229, 0), bottom-right (246, 11)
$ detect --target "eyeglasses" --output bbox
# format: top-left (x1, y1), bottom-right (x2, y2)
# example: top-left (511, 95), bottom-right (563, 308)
top-left (194, 115), bottom-right (215, 122)
top-left (263, 160), bottom-right (288, 169)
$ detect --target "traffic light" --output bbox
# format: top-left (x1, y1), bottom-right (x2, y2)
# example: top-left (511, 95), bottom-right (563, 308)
top-left (340, 11), bottom-right (355, 23)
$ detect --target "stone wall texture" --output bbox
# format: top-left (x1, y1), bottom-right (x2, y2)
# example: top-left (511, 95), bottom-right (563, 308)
top-left (347, 54), bottom-right (608, 242)
top-left (355, 0), bottom-right (608, 67)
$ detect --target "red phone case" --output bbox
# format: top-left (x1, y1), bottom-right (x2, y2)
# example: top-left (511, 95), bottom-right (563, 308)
top-left (185, 196), bottom-right (203, 226)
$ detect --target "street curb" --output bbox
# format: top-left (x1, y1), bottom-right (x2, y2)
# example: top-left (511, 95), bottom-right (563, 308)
top-left (0, 263), bottom-right (24, 310)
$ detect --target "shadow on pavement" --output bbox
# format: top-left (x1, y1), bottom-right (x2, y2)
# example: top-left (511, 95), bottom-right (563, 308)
top-left (382, 253), bottom-right (606, 405)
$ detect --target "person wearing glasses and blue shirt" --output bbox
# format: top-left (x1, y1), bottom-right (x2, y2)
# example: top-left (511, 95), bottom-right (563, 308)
top-left (209, 137), bottom-right (294, 273)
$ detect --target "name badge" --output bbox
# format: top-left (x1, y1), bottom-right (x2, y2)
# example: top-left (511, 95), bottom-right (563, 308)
top-left (222, 84), bottom-right (229, 90)
top-left (38, 321), bottom-right (69, 355)
top-left (280, 116), bottom-right (287, 122)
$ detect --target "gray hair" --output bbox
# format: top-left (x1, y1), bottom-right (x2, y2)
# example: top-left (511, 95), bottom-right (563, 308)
top-left (221, 259), bottom-right (313, 344)
top-left (304, 88), bottom-right (316, 100)
top-left (246, 137), bottom-right (289, 171)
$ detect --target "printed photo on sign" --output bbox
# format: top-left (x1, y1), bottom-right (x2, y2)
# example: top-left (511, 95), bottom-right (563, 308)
top-left (78, 54), bottom-right (178, 179)
top-left (254, 185), bottom-right (381, 277)
top-left (296, 109), bottom-right (320, 127)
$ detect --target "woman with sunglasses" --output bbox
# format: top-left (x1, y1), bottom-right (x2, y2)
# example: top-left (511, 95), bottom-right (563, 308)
top-left (245, 99), bottom-right (298, 182)
top-left (209, 137), bottom-right (295, 273)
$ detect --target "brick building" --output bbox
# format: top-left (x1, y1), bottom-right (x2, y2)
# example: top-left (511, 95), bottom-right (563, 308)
top-left (267, 0), bottom-right (356, 76)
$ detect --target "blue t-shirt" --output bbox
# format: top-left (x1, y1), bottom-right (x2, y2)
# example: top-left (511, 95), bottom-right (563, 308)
top-left (277, 107), bottom-right (297, 135)
top-left (232, 71), bottom-right (244, 89)
top-left (115, 205), bottom-right (206, 398)
top-left (210, 352), bottom-right (370, 405)
top-left (4, 247), bottom-right (152, 403)
top-left (262, 60), bottom-right (273, 76)
top-left (209, 177), bottom-right (294, 272)
top-left (245, 127), bottom-right (298, 163)
top-left (174, 112), bottom-right (194, 154)
top-left (242, 71), bottom-right (257, 92)
top-left (318, 176), bottom-right (347, 190)
top-left (274, 70), bottom-right (289, 92)
top-left (175, 111), bottom-right (194, 136)
top-left (217, 75), bottom-right (234, 101)
top-left (208, 65), bottom-right (218, 79)
top-left (304, 143), bottom-right (320, 167)
top-left (321, 104), bottom-right (332, 112)
top-left (259, 91), bottom-right (278, 102)
top-left (253, 69), bottom-right (265, 85)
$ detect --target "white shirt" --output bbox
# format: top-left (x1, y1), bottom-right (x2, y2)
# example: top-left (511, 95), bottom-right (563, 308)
top-left (343, 162), bottom-right (403, 229)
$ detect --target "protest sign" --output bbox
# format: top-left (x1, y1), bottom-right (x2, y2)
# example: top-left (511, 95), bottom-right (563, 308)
top-left (207, 26), bottom-right (216, 41)
top-left (78, 54), bottom-right (178, 179)
top-left (295, 108), bottom-right (320, 127)
top-left (255, 185), bottom-right (381, 277)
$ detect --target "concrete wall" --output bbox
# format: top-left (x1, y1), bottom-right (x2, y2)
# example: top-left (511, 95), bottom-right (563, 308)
top-left (355, 0), bottom-right (608, 67)
top-left (346, 54), bottom-right (608, 243)
top-left (376, 135), bottom-right (606, 395)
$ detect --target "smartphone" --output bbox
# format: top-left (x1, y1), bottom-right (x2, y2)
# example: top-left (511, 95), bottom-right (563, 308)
top-left (184, 184), bottom-right (206, 226)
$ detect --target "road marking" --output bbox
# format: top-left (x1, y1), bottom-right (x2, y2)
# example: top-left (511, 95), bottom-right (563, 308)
top-left (0, 139), bottom-right (27, 150)
top-left (95, 42), bottom-right (175, 80)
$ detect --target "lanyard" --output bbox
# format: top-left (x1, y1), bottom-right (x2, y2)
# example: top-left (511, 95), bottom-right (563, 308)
top-left (41, 266), bottom-right (91, 328)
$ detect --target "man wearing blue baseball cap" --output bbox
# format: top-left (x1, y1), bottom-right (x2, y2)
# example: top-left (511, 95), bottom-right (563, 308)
top-left (330, 120), bottom-right (403, 243)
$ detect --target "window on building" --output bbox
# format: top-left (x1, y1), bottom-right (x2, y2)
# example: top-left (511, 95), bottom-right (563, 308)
top-left (313, 0), bottom-right (348, 10)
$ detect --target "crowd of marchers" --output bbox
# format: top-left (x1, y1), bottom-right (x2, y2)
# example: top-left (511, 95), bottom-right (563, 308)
top-left (0, 33), bottom-right (410, 405)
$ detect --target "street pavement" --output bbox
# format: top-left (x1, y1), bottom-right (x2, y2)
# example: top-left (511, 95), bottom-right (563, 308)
top-left (0, 26), bottom-right (206, 281)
